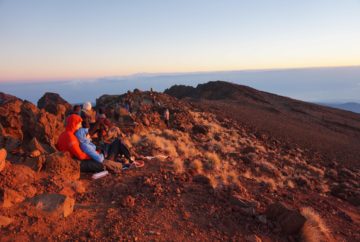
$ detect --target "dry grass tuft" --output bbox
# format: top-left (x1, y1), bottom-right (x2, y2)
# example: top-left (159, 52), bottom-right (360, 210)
top-left (146, 133), bottom-right (179, 157)
top-left (130, 133), bottom-right (142, 145)
top-left (190, 159), bottom-right (203, 174)
top-left (203, 152), bottom-right (221, 171)
top-left (172, 157), bottom-right (184, 174)
top-left (301, 207), bottom-right (333, 242)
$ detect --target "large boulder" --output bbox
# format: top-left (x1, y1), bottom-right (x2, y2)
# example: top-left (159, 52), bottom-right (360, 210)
top-left (0, 96), bottom-right (64, 151)
top-left (37, 92), bottom-right (72, 119)
top-left (29, 193), bottom-right (75, 218)
top-left (0, 98), bottom-right (24, 141)
top-left (21, 101), bottom-right (64, 147)
top-left (265, 202), bottom-right (306, 235)
top-left (45, 152), bottom-right (80, 180)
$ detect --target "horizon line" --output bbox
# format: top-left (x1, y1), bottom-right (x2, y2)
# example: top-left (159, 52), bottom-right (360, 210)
top-left (1, 64), bottom-right (360, 84)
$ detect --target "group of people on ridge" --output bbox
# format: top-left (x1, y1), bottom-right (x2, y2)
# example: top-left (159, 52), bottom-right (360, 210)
top-left (56, 102), bottom-right (140, 173)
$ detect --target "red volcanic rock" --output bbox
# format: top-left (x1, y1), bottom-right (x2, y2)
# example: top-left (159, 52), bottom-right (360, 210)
top-left (29, 193), bottom-right (75, 218)
top-left (265, 202), bottom-right (306, 235)
top-left (37, 92), bottom-right (72, 119)
top-left (0, 96), bottom-right (64, 151)
top-left (45, 152), bottom-right (80, 181)
top-left (192, 124), bottom-right (209, 135)
top-left (0, 92), bottom-right (20, 104)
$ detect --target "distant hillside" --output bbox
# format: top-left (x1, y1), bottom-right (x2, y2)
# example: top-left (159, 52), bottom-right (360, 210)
top-left (165, 81), bottom-right (360, 167)
top-left (320, 102), bottom-right (360, 114)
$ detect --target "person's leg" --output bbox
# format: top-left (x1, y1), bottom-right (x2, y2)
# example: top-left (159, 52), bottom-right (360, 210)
top-left (107, 139), bottom-right (132, 162)
top-left (80, 160), bottom-right (104, 173)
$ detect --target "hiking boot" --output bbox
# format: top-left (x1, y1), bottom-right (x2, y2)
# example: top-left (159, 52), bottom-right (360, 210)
top-left (103, 159), bottom-right (123, 174)
top-left (122, 163), bottom-right (131, 171)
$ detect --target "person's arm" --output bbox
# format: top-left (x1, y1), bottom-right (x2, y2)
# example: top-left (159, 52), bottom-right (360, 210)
top-left (88, 151), bottom-right (104, 163)
top-left (68, 140), bottom-right (91, 160)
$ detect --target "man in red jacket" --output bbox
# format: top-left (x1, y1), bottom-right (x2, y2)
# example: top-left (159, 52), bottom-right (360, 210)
top-left (57, 114), bottom-right (121, 173)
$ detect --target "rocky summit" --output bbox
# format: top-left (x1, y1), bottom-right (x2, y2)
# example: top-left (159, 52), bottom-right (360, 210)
top-left (0, 81), bottom-right (359, 241)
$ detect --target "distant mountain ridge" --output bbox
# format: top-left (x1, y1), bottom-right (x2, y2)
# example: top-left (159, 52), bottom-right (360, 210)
top-left (320, 102), bottom-right (360, 114)
top-left (165, 81), bottom-right (360, 168)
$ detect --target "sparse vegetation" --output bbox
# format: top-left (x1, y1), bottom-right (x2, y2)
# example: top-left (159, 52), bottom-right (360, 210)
top-left (301, 207), bottom-right (333, 242)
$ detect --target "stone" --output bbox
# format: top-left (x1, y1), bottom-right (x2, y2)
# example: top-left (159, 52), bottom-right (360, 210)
top-left (121, 195), bottom-right (135, 208)
top-left (265, 202), bottom-right (306, 235)
top-left (0, 216), bottom-right (14, 228)
top-left (37, 92), bottom-right (71, 118)
top-left (0, 188), bottom-right (25, 208)
top-left (30, 193), bottom-right (75, 218)
top-left (29, 149), bottom-right (42, 158)
top-left (36, 111), bottom-right (65, 146)
top-left (23, 155), bottom-right (46, 172)
top-left (0, 148), bottom-right (6, 172)
top-left (242, 146), bottom-right (257, 154)
top-left (192, 174), bottom-right (212, 186)
top-left (45, 152), bottom-right (80, 180)
top-left (192, 124), bottom-right (209, 135)
top-left (27, 137), bottom-right (47, 154)
top-left (5, 136), bottom-right (22, 152)
top-left (230, 195), bottom-right (259, 209)
top-left (0, 96), bottom-right (65, 151)
top-left (257, 215), bottom-right (267, 224)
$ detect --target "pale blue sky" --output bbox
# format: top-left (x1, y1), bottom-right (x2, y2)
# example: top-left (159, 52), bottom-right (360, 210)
top-left (0, 0), bottom-right (360, 82)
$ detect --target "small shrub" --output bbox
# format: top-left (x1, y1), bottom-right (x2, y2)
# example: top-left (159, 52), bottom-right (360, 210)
top-left (301, 207), bottom-right (333, 242)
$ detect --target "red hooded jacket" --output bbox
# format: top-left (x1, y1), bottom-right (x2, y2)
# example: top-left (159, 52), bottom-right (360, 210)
top-left (56, 114), bottom-right (90, 160)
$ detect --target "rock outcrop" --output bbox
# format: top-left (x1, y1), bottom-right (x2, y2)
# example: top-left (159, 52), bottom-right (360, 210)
top-left (45, 152), bottom-right (80, 181)
top-left (0, 94), bottom-right (64, 151)
top-left (37, 92), bottom-right (72, 120)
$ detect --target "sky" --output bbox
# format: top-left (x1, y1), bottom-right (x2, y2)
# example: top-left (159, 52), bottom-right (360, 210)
top-left (1, 0), bottom-right (360, 82)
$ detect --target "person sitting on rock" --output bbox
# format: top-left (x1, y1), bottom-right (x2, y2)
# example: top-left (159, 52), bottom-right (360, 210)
top-left (56, 114), bottom-right (122, 173)
top-left (92, 107), bottom-right (110, 141)
top-left (80, 102), bottom-right (95, 133)
top-left (75, 125), bottom-right (140, 169)
top-left (64, 104), bottom-right (81, 126)
top-left (75, 127), bottom-right (105, 163)
top-left (71, 105), bottom-right (81, 116)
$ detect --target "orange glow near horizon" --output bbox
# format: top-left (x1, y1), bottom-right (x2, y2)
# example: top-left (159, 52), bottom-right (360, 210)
top-left (1, 62), bottom-right (360, 82)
